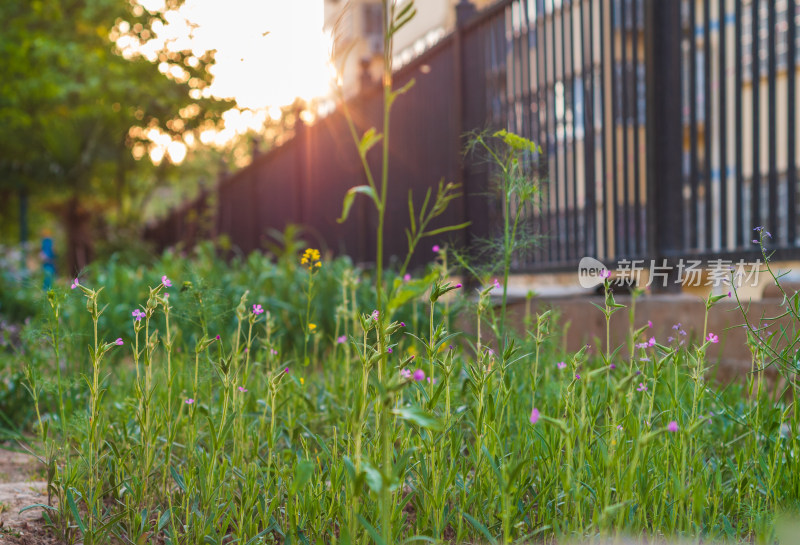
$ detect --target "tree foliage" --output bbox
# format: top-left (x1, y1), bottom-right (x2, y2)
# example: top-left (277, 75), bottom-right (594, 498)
top-left (0, 0), bottom-right (231, 269)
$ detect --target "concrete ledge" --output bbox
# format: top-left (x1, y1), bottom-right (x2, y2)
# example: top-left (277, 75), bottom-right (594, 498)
top-left (504, 293), bottom-right (793, 383)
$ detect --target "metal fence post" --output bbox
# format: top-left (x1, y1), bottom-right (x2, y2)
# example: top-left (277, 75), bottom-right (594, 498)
top-left (457, 0), bottom-right (490, 261)
top-left (644, 0), bottom-right (683, 291)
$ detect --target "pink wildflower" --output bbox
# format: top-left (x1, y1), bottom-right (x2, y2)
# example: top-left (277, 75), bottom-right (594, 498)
top-left (114, 338), bottom-right (123, 346)
top-left (529, 408), bottom-right (540, 425)
top-left (161, 275), bottom-right (172, 288)
top-left (252, 304), bottom-right (264, 315)
top-left (413, 369), bottom-right (426, 382)
top-left (185, 398), bottom-right (194, 405)
top-left (706, 332), bottom-right (719, 344)
top-left (667, 421), bottom-right (679, 433)
top-left (70, 278), bottom-right (80, 289)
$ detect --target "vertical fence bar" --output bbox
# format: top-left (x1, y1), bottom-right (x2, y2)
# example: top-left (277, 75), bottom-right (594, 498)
top-left (703, 0), bottom-right (712, 250)
top-left (767, 0), bottom-right (777, 237)
top-left (751, 0), bottom-right (761, 233)
top-left (646, 0), bottom-right (683, 287)
top-left (718, 0), bottom-right (728, 249)
top-left (789, 0), bottom-right (797, 245)
top-left (598, 0), bottom-right (609, 259)
top-left (632, 0), bottom-right (642, 255)
top-left (608, 0), bottom-right (619, 259)
top-left (557, 0), bottom-right (569, 262)
top-left (621, 0), bottom-right (631, 257)
top-left (735, 0), bottom-right (744, 247)
top-left (549, 0), bottom-right (560, 261)
top-left (581, 0), bottom-right (596, 258)
top-left (689, 0), bottom-right (699, 249)
top-left (568, 1), bottom-right (580, 260)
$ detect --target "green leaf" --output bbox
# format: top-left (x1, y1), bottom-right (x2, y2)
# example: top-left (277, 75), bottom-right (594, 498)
top-left (170, 466), bottom-right (186, 492)
top-left (67, 488), bottom-right (86, 533)
top-left (157, 508), bottom-right (172, 532)
top-left (462, 511), bottom-right (497, 545)
top-left (290, 460), bottom-right (314, 495)
top-left (423, 221), bottom-right (471, 237)
top-left (361, 459), bottom-right (384, 493)
top-left (358, 127), bottom-right (383, 157)
top-left (357, 514), bottom-right (387, 545)
top-left (393, 406), bottom-right (442, 431)
top-left (337, 185), bottom-right (378, 224)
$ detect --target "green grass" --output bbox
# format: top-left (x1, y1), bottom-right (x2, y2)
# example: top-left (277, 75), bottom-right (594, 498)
top-left (5, 236), bottom-right (800, 545)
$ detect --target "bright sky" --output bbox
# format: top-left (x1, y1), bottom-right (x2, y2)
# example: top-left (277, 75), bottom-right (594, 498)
top-left (120, 0), bottom-right (335, 162)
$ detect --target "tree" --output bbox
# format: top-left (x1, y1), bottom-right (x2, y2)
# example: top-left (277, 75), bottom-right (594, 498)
top-left (0, 0), bottom-right (231, 273)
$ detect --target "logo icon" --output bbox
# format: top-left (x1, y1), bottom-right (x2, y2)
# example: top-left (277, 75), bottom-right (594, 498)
top-left (578, 257), bottom-right (608, 289)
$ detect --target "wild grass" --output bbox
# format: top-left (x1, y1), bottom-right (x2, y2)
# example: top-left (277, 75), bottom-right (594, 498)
top-left (5, 235), bottom-right (800, 544)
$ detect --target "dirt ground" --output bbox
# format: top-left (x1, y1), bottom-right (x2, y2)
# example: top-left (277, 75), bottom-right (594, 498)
top-left (0, 448), bottom-right (57, 545)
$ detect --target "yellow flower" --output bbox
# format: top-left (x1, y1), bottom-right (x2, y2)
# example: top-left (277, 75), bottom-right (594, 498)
top-left (301, 248), bottom-right (321, 270)
top-left (300, 377), bottom-right (305, 385)
top-left (309, 323), bottom-right (317, 331)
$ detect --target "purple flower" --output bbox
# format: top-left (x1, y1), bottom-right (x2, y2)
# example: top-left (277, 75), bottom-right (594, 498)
top-left (371, 310), bottom-right (379, 321)
top-left (636, 382), bottom-right (648, 392)
top-left (284, 367), bottom-right (289, 373)
top-left (455, 283), bottom-right (462, 288)
top-left (114, 338), bottom-right (124, 346)
top-left (557, 361), bottom-right (567, 369)
top-left (647, 320), bottom-right (653, 328)
top-left (70, 278), bottom-right (80, 290)
top-left (647, 337), bottom-right (656, 347)
top-left (752, 239), bottom-right (759, 244)
top-left (667, 336), bottom-right (675, 343)
top-left (162, 275), bottom-right (172, 288)
top-left (337, 335), bottom-right (347, 344)
top-left (271, 349), bottom-right (278, 355)
top-left (215, 335), bottom-right (221, 340)
top-left (132, 309), bottom-right (145, 321)
top-left (432, 245), bottom-right (441, 253)
top-left (403, 273), bottom-right (411, 282)
top-left (185, 398), bottom-right (194, 405)
top-left (387, 347), bottom-right (393, 353)
top-left (529, 407), bottom-right (540, 425)
top-left (706, 332), bottom-right (719, 344)
top-left (400, 369), bottom-right (412, 379)
top-left (575, 373), bottom-right (581, 380)
top-left (667, 421), bottom-right (679, 433)
top-left (238, 386), bottom-right (248, 392)
top-left (400, 322), bottom-right (406, 327)
top-left (609, 363), bottom-right (616, 369)
top-left (599, 269), bottom-right (611, 279)
top-left (727, 291), bottom-right (732, 298)
top-left (413, 369), bottom-right (426, 381)
top-left (672, 323), bottom-right (682, 331)
top-left (616, 425), bottom-right (623, 431)
top-left (252, 304), bottom-right (264, 315)
top-left (493, 278), bottom-right (501, 289)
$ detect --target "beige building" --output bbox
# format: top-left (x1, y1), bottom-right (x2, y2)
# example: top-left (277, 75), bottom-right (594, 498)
top-left (324, 0), bottom-right (496, 97)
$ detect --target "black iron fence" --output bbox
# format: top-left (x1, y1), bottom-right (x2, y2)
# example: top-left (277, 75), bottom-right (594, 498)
top-left (146, 0), bottom-right (800, 273)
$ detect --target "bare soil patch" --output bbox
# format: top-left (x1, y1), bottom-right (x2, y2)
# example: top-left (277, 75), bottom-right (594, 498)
top-left (0, 448), bottom-right (57, 545)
